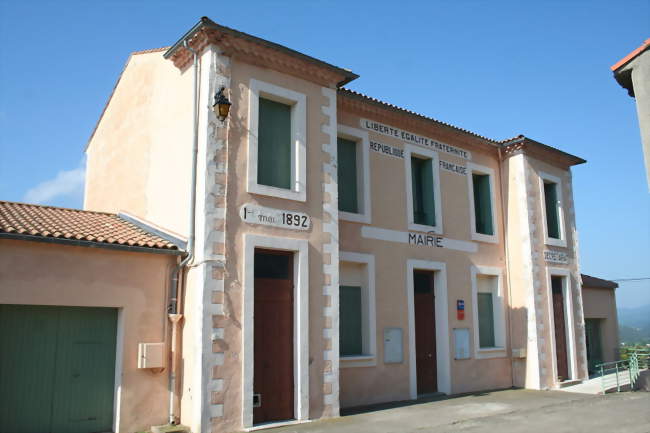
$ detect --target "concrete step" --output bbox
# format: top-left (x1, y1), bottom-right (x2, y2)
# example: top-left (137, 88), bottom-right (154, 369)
top-left (559, 379), bottom-right (583, 388)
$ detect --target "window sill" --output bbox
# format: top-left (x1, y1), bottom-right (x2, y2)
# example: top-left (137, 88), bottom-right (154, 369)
top-left (471, 232), bottom-right (498, 244)
top-left (248, 183), bottom-right (306, 202)
top-left (340, 211), bottom-right (371, 224)
top-left (545, 237), bottom-right (567, 248)
top-left (340, 355), bottom-right (376, 368)
top-left (408, 223), bottom-right (442, 235)
top-left (476, 347), bottom-right (507, 359)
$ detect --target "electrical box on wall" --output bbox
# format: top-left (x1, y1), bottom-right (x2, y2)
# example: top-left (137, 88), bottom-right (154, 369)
top-left (453, 328), bottom-right (470, 360)
top-left (138, 342), bottom-right (165, 369)
top-left (384, 328), bottom-right (403, 364)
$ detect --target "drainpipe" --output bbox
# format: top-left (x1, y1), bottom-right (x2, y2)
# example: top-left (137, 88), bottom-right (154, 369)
top-left (168, 38), bottom-right (200, 425)
top-left (498, 146), bottom-right (517, 389)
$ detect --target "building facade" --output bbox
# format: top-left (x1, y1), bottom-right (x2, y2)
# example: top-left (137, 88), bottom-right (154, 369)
top-left (581, 274), bottom-right (620, 374)
top-left (612, 38), bottom-right (650, 190)
top-left (0, 202), bottom-right (183, 433)
top-left (85, 17), bottom-right (590, 433)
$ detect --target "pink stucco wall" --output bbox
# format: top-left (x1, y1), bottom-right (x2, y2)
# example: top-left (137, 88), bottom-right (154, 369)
top-left (0, 239), bottom-right (177, 433)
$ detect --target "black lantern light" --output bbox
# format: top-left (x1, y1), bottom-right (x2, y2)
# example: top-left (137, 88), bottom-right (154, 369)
top-left (212, 86), bottom-right (232, 121)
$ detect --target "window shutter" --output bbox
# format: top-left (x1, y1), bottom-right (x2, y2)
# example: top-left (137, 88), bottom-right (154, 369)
top-left (473, 174), bottom-right (494, 235)
top-left (477, 292), bottom-right (495, 348)
top-left (544, 182), bottom-right (560, 239)
top-left (258, 98), bottom-right (292, 189)
top-left (337, 138), bottom-right (359, 213)
top-left (411, 157), bottom-right (435, 226)
top-left (340, 286), bottom-right (363, 356)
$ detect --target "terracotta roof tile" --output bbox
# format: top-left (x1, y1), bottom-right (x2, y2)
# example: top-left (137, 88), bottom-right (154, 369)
top-left (0, 201), bottom-right (179, 252)
top-left (131, 46), bottom-right (172, 56)
top-left (611, 38), bottom-right (650, 72)
top-left (339, 87), bottom-right (500, 144)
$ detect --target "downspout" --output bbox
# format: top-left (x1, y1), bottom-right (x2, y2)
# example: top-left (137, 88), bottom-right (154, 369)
top-left (498, 146), bottom-right (517, 388)
top-left (168, 38), bottom-right (200, 425)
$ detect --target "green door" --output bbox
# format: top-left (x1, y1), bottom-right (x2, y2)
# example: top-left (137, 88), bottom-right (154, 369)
top-left (0, 305), bottom-right (117, 433)
top-left (585, 318), bottom-right (603, 374)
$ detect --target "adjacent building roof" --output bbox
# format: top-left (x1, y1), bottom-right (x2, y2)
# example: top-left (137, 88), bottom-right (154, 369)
top-left (581, 274), bottom-right (618, 290)
top-left (0, 201), bottom-right (182, 254)
top-left (611, 38), bottom-right (650, 97)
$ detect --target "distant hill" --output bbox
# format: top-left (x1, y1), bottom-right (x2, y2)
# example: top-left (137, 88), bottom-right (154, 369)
top-left (618, 304), bottom-right (650, 345)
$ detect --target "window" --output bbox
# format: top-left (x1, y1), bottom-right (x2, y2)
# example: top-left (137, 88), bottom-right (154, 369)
top-left (258, 98), bottom-right (291, 189)
top-left (337, 125), bottom-right (371, 224)
top-left (340, 285), bottom-right (362, 355)
top-left (544, 182), bottom-right (560, 239)
top-left (477, 291), bottom-right (495, 348)
top-left (471, 266), bottom-right (506, 358)
top-left (338, 137), bottom-right (359, 213)
top-left (539, 172), bottom-right (566, 247)
top-left (339, 252), bottom-right (376, 367)
top-left (247, 79), bottom-right (306, 202)
top-left (412, 157), bottom-right (435, 226)
top-left (473, 175), bottom-right (493, 235)
top-left (467, 163), bottom-right (498, 243)
top-left (405, 144), bottom-right (442, 233)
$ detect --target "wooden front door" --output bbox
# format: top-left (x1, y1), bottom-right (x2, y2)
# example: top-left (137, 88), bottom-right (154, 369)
top-left (414, 270), bottom-right (437, 394)
top-left (253, 250), bottom-right (294, 424)
top-left (551, 276), bottom-right (569, 381)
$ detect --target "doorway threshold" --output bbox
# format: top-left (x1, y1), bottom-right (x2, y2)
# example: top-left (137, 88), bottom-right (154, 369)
top-left (417, 392), bottom-right (445, 399)
top-left (246, 419), bottom-right (311, 431)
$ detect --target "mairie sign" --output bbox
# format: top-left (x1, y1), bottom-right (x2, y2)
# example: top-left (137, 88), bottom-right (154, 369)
top-left (361, 226), bottom-right (478, 253)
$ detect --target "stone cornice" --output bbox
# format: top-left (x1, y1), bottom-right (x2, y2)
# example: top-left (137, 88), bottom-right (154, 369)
top-left (165, 18), bottom-right (358, 88)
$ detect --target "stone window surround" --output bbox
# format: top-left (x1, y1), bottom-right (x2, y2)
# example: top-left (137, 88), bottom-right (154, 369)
top-left (247, 78), bottom-right (307, 202)
top-left (339, 252), bottom-right (377, 368)
top-left (470, 265), bottom-right (507, 359)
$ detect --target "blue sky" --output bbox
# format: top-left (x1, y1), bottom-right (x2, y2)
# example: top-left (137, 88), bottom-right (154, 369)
top-left (0, 1), bottom-right (648, 308)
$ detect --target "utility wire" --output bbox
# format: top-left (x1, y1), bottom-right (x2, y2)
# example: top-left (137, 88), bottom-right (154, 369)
top-left (610, 277), bottom-right (650, 282)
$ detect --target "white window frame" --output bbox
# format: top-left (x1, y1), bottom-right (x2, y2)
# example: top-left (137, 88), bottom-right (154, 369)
top-left (241, 234), bottom-right (310, 427)
top-left (337, 125), bottom-right (372, 224)
top-left (546, 267), bottom-right (578, 383)
top-left (247, 79), bottom-right (307, 202)
top-left (466, 163), bottom-right (498, 243)
top-left (539, 172), bottom-right (566, 247)
top-left (406, 259), bottom-right (451, 397)
top-left (470, 266), bottom-right (507, 359)
top-left (339, 252), bottom-right (376, 368)
top-left (404, 144), bottom-right (443, 234)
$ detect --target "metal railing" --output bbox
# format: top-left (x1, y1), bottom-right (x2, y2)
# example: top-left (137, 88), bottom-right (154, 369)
top-left (596, 348), bottom-right (650, 394)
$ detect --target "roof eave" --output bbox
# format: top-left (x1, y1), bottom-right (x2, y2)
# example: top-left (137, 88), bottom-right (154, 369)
top-left (164, 17), bottom-right (358, 86)
top-left (338, 87), bottom-right (500, 146)
top-left (0, 232), bottom-right (185, 256)
top-left (501, 136), bottom-right (586, 167)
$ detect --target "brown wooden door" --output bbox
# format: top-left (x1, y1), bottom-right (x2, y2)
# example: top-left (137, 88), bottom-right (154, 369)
top-left (414, 270), bottom-right (437, 394)
top-left (552, 276), bottom-right (569, 381)
top-left (253, 250), bottom-right (294, 424)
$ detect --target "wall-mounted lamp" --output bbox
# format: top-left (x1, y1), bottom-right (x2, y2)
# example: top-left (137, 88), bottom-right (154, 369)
top-left (212, 86), bottom-right (232, 121)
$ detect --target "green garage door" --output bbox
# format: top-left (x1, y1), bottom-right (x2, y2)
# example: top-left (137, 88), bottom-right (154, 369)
top-left (0, 305), bottom-right (117, 433)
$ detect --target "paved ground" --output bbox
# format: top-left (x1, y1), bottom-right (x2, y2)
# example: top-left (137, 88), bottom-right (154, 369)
top-left (263, 390), bottom-right (650, 433)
